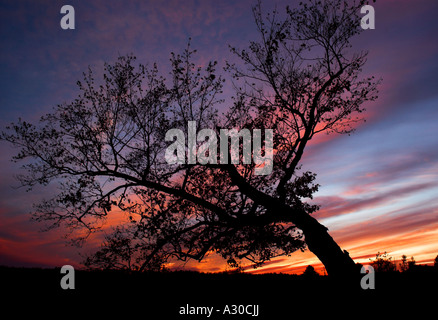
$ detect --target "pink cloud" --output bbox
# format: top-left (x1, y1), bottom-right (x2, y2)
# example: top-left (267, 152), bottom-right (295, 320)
top-left (313, 182), bottom-right (437, 220)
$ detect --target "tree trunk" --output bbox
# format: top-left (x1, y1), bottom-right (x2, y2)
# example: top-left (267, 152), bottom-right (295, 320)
top-left (293, 211), bottom-right (359, 279)
top-left (226, 165), bottom-right (359, 280)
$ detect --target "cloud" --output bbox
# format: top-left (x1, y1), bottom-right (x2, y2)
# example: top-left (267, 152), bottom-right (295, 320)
top-left (313, 181), bottom-right (438, 220)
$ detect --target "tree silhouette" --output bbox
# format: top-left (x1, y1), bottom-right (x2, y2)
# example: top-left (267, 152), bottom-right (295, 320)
top-left (303, 265), bottom-right (319, 277)
top-left (370, 252), bottom-right (396, 273)
top-left (1, 0), bottom-right (379, 277)
top-left (400, 255), bottom-right (409, 272)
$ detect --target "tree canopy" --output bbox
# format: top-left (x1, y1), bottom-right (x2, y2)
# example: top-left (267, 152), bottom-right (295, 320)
top-left (1, 0), bottom-right (379, 274)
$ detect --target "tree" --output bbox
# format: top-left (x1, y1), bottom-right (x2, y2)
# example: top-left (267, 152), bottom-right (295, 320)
top-left (400, 255), bottom-right (409, 272)
top-left (370, 252), bottom-right (396, 273)
top-left (1, 0), bottom-right (379, 278)
top-left (399, 255), bottom-right (416, 272)
top-left (302, 265), bottom-right (319, 277)
top-left (407, 256), bottom-right (416, 270)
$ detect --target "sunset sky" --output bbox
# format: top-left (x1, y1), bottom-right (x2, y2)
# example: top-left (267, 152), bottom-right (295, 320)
top-left (0, 0), bottom-right (437, 274)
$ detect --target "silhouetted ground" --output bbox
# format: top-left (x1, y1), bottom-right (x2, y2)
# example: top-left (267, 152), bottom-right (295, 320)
top-left (1, 266), bottom-right (436, 318)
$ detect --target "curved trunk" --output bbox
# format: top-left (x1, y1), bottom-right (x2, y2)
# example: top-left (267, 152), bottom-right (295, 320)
top-left (293, 212), bottom-right (358, 278)
top-left (224, 163), bottom-right (359, 279)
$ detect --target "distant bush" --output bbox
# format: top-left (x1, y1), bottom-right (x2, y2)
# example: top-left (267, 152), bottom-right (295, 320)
top-left (302, 265), bottom-right (320, 277)
top-left (399, 255), bottom-right (416, 272)
top-left (370, 252), bottom-right (396, 272)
